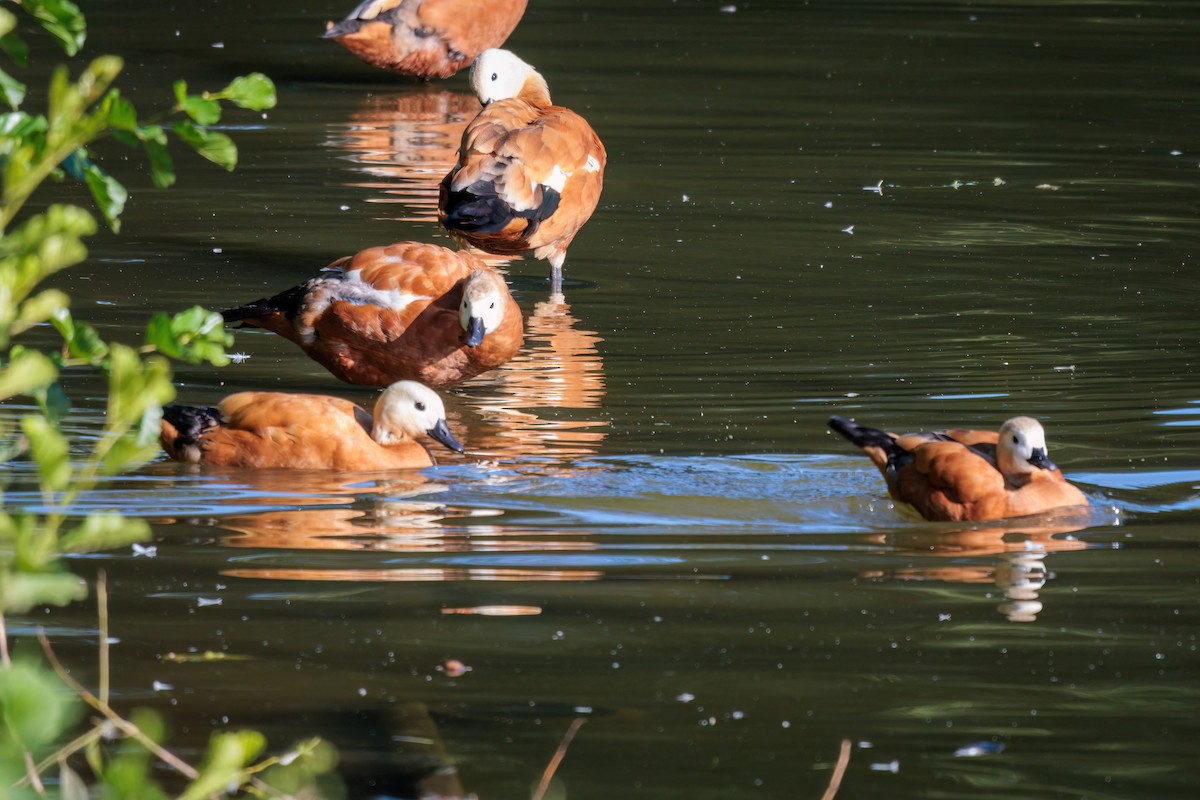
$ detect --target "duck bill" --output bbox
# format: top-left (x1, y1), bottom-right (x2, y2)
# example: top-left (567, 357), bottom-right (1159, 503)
top-left (428, 419), bottom-right (464, 453)
top-left (465, 316), bottom-right (486, 347)
top-left (1027, 448), bottom-right (1057, 471)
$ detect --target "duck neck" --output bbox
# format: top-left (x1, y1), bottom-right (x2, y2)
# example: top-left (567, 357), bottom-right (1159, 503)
top-left (519, 74), bottom-right (552, 107)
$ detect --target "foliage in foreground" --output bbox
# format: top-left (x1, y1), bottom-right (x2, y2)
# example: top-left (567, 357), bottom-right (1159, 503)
top-left (0, 1), bottom-right (339, 796)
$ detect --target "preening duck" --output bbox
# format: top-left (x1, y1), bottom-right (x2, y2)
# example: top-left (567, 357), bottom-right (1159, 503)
top-left (324, 0), bottom-right (528, 80)
top-left (160, 381), bottom-right (463, 470)
top-left (829, 415), bottom-right (1090, 522)
top-left (439, 48), bottom-right (606, 294)
top-left (222, 241), bottom-right (523, 388)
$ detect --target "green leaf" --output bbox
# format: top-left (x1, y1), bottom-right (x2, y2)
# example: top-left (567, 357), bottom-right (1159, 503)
top-left (20, 414), bottom-right (71, 492)
top-left (83, 160), bottom-right (128, 232)
top-left (0, 348), bottom-right (58, 400)
top-left (12, 288), bottom-right (69, 333)
top-left (220, 73), bottom-right (276, 111)
top-left (30, 379), bottom-right (70, 425)
top-left (22, 0), bottom-right (87, 56)
top-left (134, 124), bottom-right (175, 188)
top-left (52, 309), bottom-right (108, 364)
top-left (60, 513), bottom-right (150, 552)
top-left (179, 730), bottom-right (267, 800)
top-left (172, 79), bottom-right (188, 107)
top-left (0, 6), bottom-right (18, 41)
top-left (104, 345), bottom-right (174, 430)
top-left (0, 569), bottom-right (88, 612)
top-left (0, 661), bottom-right (79, 750)
top-left (0, 66), bottom-right (24, 109)
top-left (171, 120), bottom-right (237, 170)
top-left (180, 94), bottom-right (221, 125)
top-left (145, 306), bottom-right (233, 366)
top-left (102, 91), bottom-right (137, 132)
top-left (76, 55), bottom-right (122, 104)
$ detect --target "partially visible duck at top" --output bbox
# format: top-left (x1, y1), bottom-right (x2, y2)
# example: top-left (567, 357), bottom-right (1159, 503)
top-left (160, 380), bottom-right (464, 471)
top-left (439, 48), bottom-right (606, 295)
top-left (829, 415), bottom-right (1091, 522)
top-left (324, 0), bottom-right (528, 80)
top-left (221, 241), bottom-right (523, 389)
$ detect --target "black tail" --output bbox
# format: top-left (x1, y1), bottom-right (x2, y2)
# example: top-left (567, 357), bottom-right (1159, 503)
top-left (220, 282), bottom-right (308, 325)
top-left (829, 416), bottom-right (913, 483)
top-left (829, 416), bottom-right (896, 450)
top-left (161, 405), bottom-right (223, 462)
top-left (442, 183), bottom-right (560, 235)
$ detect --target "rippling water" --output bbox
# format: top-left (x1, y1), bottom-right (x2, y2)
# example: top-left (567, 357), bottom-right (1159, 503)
top-left (9, 0), bottom-right (1200, 797)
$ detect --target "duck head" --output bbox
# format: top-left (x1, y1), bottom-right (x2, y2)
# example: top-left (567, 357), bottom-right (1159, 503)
top-left (373, 381), bottom-right (463, 453)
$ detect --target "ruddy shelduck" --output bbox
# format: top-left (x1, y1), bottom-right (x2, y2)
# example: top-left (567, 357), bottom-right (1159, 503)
top-left (160, 381), bottom-right (463, 470)
top-left (324, 0), bottom-right (528, 80)
top-left (439, 48), bottom-right (606, 294)
top-left (829, 415), bottom-right (1090, 522)
top-left (222, 241), bottom-right (523, 388)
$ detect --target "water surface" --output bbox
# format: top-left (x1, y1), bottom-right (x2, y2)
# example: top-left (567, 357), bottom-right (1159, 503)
top-left (9, 1), bottom-right (1200, 797)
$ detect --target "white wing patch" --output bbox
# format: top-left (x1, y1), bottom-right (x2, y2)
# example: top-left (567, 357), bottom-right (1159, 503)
top-left (298, 269), bottom-right (430, 344)
top-left (544, 165), bottom-right (569, 193)
top-left (585, 154), bottom-right (601, 173)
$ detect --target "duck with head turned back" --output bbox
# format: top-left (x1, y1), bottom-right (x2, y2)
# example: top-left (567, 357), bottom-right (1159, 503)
top-left (161, 381), bottom-right (464, 470)
top-left (829, 415), bottom-right (1090, 522)
top-left (439, 48), bottom-right (606, 296)
top-left (324, 0), bottom-right (528, 80)
top-left (221, 241), bottom-right (523, 388)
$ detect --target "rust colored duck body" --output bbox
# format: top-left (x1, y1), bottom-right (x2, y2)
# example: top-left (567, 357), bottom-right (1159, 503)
top-left (222, 241), bottom-right (523, 388)
top-left (161, 381), bottom-right (463, 470)
top-left (439, 49), bottom-right (605, 294)
top-left (324, 0), bottom-right (528, 80)
top-left (830, 415), bottom-right (1090, 522)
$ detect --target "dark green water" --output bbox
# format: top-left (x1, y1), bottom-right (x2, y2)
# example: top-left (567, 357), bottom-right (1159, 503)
top-left (8, 0), bottom-right (1200, 797)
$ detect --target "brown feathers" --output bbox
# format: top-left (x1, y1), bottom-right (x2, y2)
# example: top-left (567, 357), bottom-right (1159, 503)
top-left (439, 49), bottom-right (606, 293)
top-left (830, 415), bottom-right (1090, 522)
top-left (222, 241), bottom-right (523, 388)
top-left (161, 381), bottom-right (463, 470)
top-left (324, 0), bottom-right (528, 80)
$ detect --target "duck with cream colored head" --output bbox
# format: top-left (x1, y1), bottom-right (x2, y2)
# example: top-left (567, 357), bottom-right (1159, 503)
top-left (221, 241), bottom-right (523, 388)
top-left (324, 0), bottom-right (528, 80)
top-left (439, 48), bottom-right (606, 296)
top-left (160, 381), bottom-right (464, 470)
top-left (829, 415), bottom-right (1090, 521)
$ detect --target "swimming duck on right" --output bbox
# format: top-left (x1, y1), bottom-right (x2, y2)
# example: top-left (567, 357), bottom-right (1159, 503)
top-left (439, 49), bottom-right (606, 295)
top-left (829, 415), bottom-right (1090, 522)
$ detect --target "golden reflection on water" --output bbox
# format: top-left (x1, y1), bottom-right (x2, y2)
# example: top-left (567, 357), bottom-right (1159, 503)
top-left (862, 514), bottom-right (1093, 622)
top-left (461, 294), bottom-right (607, 461)
top-left (327, 87), bottom-right (477, 224)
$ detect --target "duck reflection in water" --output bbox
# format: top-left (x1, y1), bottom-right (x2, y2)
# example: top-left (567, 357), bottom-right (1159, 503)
top-left (326, 88), bottom-right (477, 224)
top-left (461, 293), bottom-right (607, 461)
top-left (216, 498), bottom-right (603, 584)
top-left (860, 512), bottom-right (1097, 622)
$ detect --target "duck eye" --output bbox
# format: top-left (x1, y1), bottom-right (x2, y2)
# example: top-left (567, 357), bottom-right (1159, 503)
top-left (1011, 434), bottom-right (1019, 443)
top-left (491, 72), bottom-right (498, 81)
top-left (489, 302), bottom-right (495, 309)
top-left (415, 401), bottom-right (426, 412)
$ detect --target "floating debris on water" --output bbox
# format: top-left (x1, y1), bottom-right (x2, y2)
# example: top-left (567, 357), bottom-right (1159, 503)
top-left (870, 759), bottom-right (900, 773)
top-left (1036, 183), bottom-right (1061, 191)
top-left (954, 741), bottom-right (1007, 757)
top-left (132, 543), bottom-right (157, 558)
top-left (842, 225), bottom-right (855, 235)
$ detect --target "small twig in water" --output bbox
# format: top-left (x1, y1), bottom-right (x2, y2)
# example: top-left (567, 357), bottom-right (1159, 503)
top-left (820, 738), bottom-right (853, 800)
top-left (531, 717), bottom-right (586, 800)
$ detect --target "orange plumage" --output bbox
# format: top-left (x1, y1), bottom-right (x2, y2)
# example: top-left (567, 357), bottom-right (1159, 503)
top-left (440, 49), bottom-right (606, 294)
top-left (324, 0), bottom-right (528, 80)
top-left (160, 381), bottom-right (463, 470)
top-left (830, 415), bottom-right (1090, 521)
top-left (222, 241), bottom-right (523, 388)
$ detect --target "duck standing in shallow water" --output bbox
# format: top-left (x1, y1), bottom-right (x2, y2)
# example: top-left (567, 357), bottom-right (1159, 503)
top-left (439, 48), bottom-right (606, 295)
top-left (829, 415), bottom-right (1090, 522)
top-left (324, 0), bottom-right (528, 80)
top-left (222, 241), bottom-right (523, 388)
top-left (161, 381), bottom-right (463, 470)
